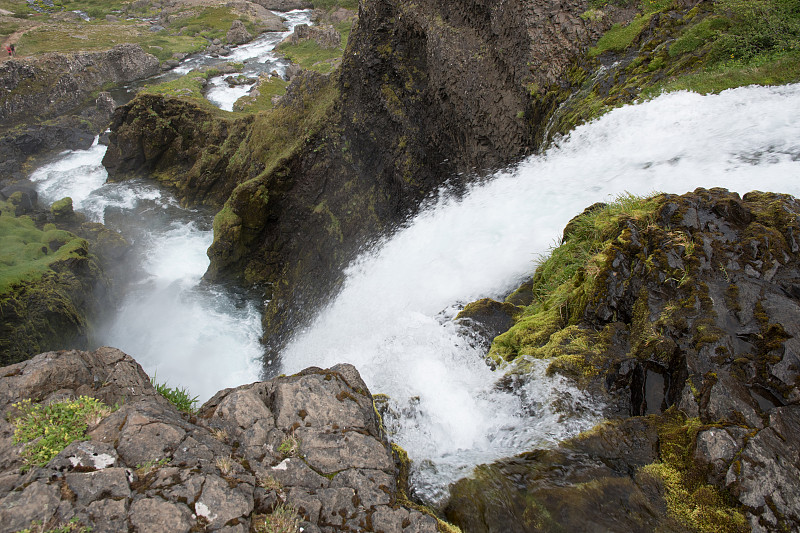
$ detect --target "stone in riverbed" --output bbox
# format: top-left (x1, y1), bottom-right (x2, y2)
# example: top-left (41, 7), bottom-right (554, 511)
top-left (226, 19), bottom-right (252, 45)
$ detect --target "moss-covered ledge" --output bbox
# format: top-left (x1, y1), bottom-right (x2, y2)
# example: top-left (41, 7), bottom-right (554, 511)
top-left (446, 188), bottom-right (800, 531)
top-left (0, 199), bottom-right (109, 365)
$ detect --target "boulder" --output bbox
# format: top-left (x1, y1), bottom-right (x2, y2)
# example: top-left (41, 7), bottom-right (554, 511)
top-left (0, 349), bottom-right (439, 533)
top-left (226, 19), bottom-right (253, 45)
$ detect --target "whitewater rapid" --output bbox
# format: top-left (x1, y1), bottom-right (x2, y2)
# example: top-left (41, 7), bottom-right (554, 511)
top-left (29, 140), bottom-right (265, 403)
top-left (281, 83), bottom-right (800, 502)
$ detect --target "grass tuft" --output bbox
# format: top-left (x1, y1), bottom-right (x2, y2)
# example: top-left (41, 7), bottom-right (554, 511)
top-left (151, 374), bottom-right (198, 413)
top-left (253, 503), bottom-right (301, 533)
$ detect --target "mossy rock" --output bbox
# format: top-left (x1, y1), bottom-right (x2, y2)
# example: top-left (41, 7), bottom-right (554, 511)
top-left (50, 196), bottom-right (74, 220)
top-left (0, 208), bottom-right (108, 365)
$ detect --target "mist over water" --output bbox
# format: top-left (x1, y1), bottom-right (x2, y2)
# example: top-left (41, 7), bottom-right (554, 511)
top-left (281, 84), bottom-right (800, 502)
top-left (30, 144), bottom-right (264, 403)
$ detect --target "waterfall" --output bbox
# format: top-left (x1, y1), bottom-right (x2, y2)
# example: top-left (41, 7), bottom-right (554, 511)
top-left (30, 142), bottom-right (264, 403)
top-left (280, 83), bottom-right (800, 502)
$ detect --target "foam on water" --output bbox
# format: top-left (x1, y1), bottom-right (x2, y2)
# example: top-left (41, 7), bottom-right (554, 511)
top-left (281, 83), bottom-right (800, 502)
top-left (204, 10), bottom-right (312, 111)
top-left (29, 140), bottom-right (264, 403)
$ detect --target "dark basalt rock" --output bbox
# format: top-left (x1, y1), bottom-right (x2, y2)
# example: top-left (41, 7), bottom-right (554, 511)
top-left (0, 44), bottom-right (159, 127)
top-left (0, 348), bottom-right (439, 533)
top-left (446, 189), bottom-right (800, 532)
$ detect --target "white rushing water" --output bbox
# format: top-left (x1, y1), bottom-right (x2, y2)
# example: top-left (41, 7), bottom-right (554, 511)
top-left (204, 10), bottom-right (312, 111)
top-left (30, 142), bottom-right (264, 403)
top-left (281, 83), bottom-right (800, 502)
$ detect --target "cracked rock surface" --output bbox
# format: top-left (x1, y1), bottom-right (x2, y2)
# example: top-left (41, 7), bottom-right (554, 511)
top-left (0, 347), bottom-right (437, 533)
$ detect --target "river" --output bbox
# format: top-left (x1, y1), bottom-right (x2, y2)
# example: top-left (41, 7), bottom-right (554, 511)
top-left (30, 10), bottom-right (313, 401)
top-left (27, 41), bottom-right (800, 505)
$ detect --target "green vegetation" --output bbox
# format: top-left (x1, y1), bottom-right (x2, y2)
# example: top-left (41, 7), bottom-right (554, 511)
top-left (310, 0), bottom-right (358, 10)
top-left (16, 517), bottom-right (91, 533)
top-left (489, 194), bottom-right (661, 372)
top-left (278, 434), bottom-right (300, 457)
top-left (0, 208), bottom-right (89, 293)
top-left (10, 395), bottom-right (114, 472)
top-left (275, 20), bottom-right (353, 73)
top-left (167, 6), bottom-right (252, 42)
top-left (11, 2), bottom-right (256, 60)
top-left (233, 76), bottom-right (288, 113)
top-left (589, 13), bottom-right (652, 57)
top-left (151, 374), bottom-right (198, 413)
top-left (0, 19), bottom-right (20, 39)
top-left (135, 457), bottom-right (170, 476)
top-left (252, 504), bottom-right (301, 533)
top-left (640, 409), bottom-right (748, 532)
top-left (548, 0), bottom-right (800, 138)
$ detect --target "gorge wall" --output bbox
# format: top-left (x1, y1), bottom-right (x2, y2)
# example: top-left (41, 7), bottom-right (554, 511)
top-left (103, 0), bottom-right (629, 351)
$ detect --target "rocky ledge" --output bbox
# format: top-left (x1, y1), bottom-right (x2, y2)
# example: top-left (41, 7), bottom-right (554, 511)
top-left (0, 348), bottom-right (441, 533)
top-left (448, 188), bottom-right (800, 532)
top-left (0, 44), bottom-right (159, 127)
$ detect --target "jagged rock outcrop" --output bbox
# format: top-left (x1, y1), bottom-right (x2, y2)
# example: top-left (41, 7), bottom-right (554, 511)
top-left (102, 94), bottom-right (255, 207)
top-left (445, 189), bottom-right (800, 532)
top-left (0, 44), bottom-right (158, 127)
top-left (0, 348), bottom-right (439, 533)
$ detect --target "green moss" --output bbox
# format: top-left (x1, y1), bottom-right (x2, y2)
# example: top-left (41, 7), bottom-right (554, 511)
top-left (488, 194), bottom-right (662, 370)
top-left (50, 196), bottom-right (73, 218)
top-left (0, 212), bottom-right (88, 293)
top-left (589, 14), bottom-right (653, 57)
top-left (637, 409), bottom-right (749, 532)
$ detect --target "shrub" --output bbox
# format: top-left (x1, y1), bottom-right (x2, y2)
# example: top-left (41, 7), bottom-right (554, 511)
top-left (711, 0), bottom-right (800, 62)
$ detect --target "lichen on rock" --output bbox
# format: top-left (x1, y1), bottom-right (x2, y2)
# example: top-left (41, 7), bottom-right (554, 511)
top-left (0, 349), bottom-right (443, 532)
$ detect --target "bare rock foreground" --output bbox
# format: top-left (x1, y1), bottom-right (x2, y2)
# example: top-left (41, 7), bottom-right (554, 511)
top-left (0, 347), bottom-right (436, 533)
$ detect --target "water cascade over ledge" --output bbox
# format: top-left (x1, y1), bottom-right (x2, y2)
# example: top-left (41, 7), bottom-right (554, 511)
top-left (281, 83), bottom-right (800, 502)
top-left (24, 80), bottom-right (800, 503)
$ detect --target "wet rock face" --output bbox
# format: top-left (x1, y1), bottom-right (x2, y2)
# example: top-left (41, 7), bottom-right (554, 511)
top-left (339, 0), bottom-right (612, 187)
top-left (447, 189), bottom-right (800, 532)
top-left (0, 348), bottom-right (436, 533)
top-left (0, 44), bottom-right (159, 127)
